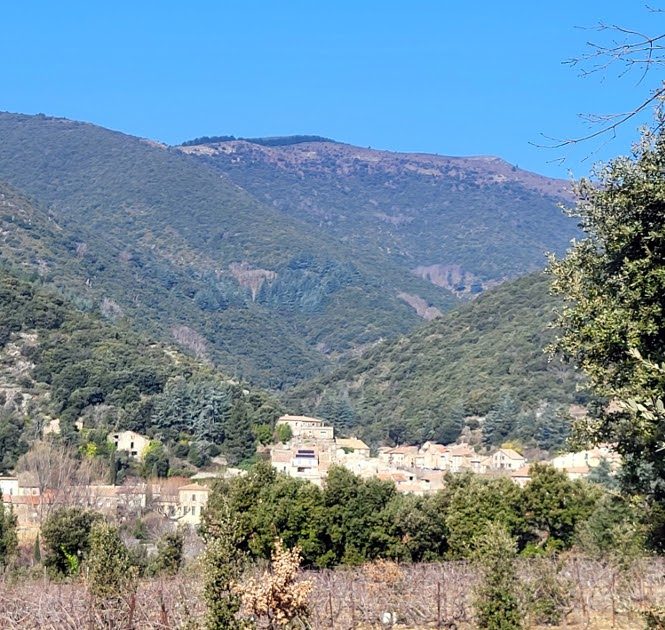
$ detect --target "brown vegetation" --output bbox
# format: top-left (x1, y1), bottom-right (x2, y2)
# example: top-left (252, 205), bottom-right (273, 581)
top-left (0, 556), bottom-right (662, 629)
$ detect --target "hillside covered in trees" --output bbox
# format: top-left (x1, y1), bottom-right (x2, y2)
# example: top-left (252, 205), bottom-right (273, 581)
top-left (0, 265), bottom-right (283, 475)
top-left (284, 273), bottom-right (587, 447)
top-left (180, 137), bottom-right (576, 295)
top-left (0, 113), bottom-right (577, 390)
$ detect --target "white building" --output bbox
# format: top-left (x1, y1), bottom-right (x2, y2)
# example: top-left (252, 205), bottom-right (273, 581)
top-left (108, 430), bottom-right (150, 460)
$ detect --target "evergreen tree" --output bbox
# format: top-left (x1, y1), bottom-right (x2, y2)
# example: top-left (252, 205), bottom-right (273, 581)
top-left (32, 533), bottom-right (41, 565)
top-left (148, 530), bottom-right (184, 576)
top-left (482, 396), bottom-right (519, 446)
top-left (224, 400), bottom-right (256, 465)
top-left (533, 406), bottom-right (570, 451)
top-left (521, 464), bottom-right (600, 549)
top-left (86, 522), bottom-right (136, 603)
top-left (41, 507), bottom-right (101, 576)
top-left (0, 503), bottom-right (17, 568)
top-left (201, 495), bottom-right (249, 630)
top-left (473, 523), bottom-right (523, 630)
top-left (433, 402), bottom-right (466, 445)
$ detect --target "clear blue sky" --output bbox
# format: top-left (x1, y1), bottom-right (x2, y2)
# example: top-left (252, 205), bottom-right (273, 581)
top-left (1, 1), bottom-right (661, 179)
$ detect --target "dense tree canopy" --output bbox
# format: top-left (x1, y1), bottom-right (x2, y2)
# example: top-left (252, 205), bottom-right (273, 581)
top-left (549, 123), bottom-right (665, 498)
top-left (202, 462), bottom-right (606, 568)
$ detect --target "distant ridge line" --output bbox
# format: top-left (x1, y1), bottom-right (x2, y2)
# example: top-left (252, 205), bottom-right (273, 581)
top-left (179, 134), bottom-right (340, 148)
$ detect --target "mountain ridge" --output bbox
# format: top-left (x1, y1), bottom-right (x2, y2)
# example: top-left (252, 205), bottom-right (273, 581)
top-left (0, 111), bottom-right (578, 390)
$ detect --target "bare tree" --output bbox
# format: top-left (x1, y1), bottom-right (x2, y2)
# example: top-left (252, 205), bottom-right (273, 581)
top-left (538, 8), bottom-right (665, 156)
top-left (15, 441), bottom-right (79, 522)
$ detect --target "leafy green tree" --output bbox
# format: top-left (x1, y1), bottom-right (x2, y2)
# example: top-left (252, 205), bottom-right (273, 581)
top-left (148, 529), bottom-right (184, 576)
top-left (252, 423), bottom-right (273, 446)
top-left (141, 441), bottom-right (169, 477)
top-left (321, 466), bottom-right (397, 565)
top-left (520, 464), bottom-right (600, 550)
top-left (41, 507), bottom-right (102, 576)
top-left (443, 473), bottom-right (527, 557)
top-left (275, 423), bottom-right (293, 444)
top-left (549, 123), bottom-right (665, 499)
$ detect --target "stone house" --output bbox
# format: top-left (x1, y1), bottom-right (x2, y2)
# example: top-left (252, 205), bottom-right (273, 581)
top-left (270, 446), bottom-right (325, 486)
top-left (491, 448), bottom-right (527, 472)
top-left (108, 430), bottom-right (150, 460)
top-left (511, 465), bottom-right (532, 487)
top-left (176, 483), bottom-right (210, 525)
top-left (335, 437), bottom-right (371, 458)
top-left (379, 446), bottom-right (419, 468)
top-left (276, 415), bottom-right (334, 441)
top-left (449, 445), bottom-right (475, 473)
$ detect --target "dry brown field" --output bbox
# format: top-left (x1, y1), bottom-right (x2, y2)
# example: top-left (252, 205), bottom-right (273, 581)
top-left (0, 557), bottom-right (662, 629)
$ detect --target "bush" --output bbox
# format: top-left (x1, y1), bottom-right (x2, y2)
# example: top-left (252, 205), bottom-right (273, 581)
top-left (147, 530), bottom-right (184, 576)
top-left (41, 507), bottom-right (102, 576)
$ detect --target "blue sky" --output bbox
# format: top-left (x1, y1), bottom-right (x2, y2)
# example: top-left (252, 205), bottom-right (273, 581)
top-left (1, 1), bottom-right (661, 179)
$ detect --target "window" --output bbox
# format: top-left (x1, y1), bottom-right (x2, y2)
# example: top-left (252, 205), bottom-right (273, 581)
top-left (192, 494), bottom-right (196, 501)
top-left (191, 506), bottom-right (196, 516)
top-left (130, 441), bottom-right (134, 449)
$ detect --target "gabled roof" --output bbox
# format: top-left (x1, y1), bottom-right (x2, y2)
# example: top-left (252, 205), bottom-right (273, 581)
top-left (178, 483), bottom-right (210, 492)
top-left (496, 448), bottom-right (525, 460)
top-left (389, 445), bottom-right (419, 455)
top-left (511, 465), bottom-right (531, 478)
top-left (336, 437), bottom-right (370, 451)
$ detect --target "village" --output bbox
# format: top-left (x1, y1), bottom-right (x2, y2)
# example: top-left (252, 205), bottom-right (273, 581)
top-left (270, 415), bottom-right (621, 492)
top-left (0, 414), bottom-right (621, 541)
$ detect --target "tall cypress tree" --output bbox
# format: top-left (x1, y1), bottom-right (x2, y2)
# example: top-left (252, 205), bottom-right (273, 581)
top-left (224, 400), bottom-right (256, 465)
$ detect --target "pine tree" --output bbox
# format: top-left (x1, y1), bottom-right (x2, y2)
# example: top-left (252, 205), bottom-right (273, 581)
top-left (482, 396), bottom-right (519, 446)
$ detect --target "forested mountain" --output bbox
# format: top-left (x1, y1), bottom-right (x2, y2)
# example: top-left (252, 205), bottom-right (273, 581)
top-left (179, 137), bottom-right (577, 295)
top-left (283, 273), bottom-right (588, 447)
top-left (0, 114), bottom-right (459, 387)
top-left (0, 113), bottom-right (577, 392)
top-left (0, 265), bottom-right (281, 473)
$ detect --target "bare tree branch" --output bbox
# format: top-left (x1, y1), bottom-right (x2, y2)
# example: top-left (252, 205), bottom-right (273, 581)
top-left (540, 13), bottom-right (665, 155)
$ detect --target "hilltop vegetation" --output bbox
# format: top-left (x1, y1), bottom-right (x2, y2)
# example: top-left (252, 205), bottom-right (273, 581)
top-left (181, 138), bottom-right (577, 294)
top-left (180, 134), bottom-right (339, 147)
top-left (284, 273), bottom-right (587, 446)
